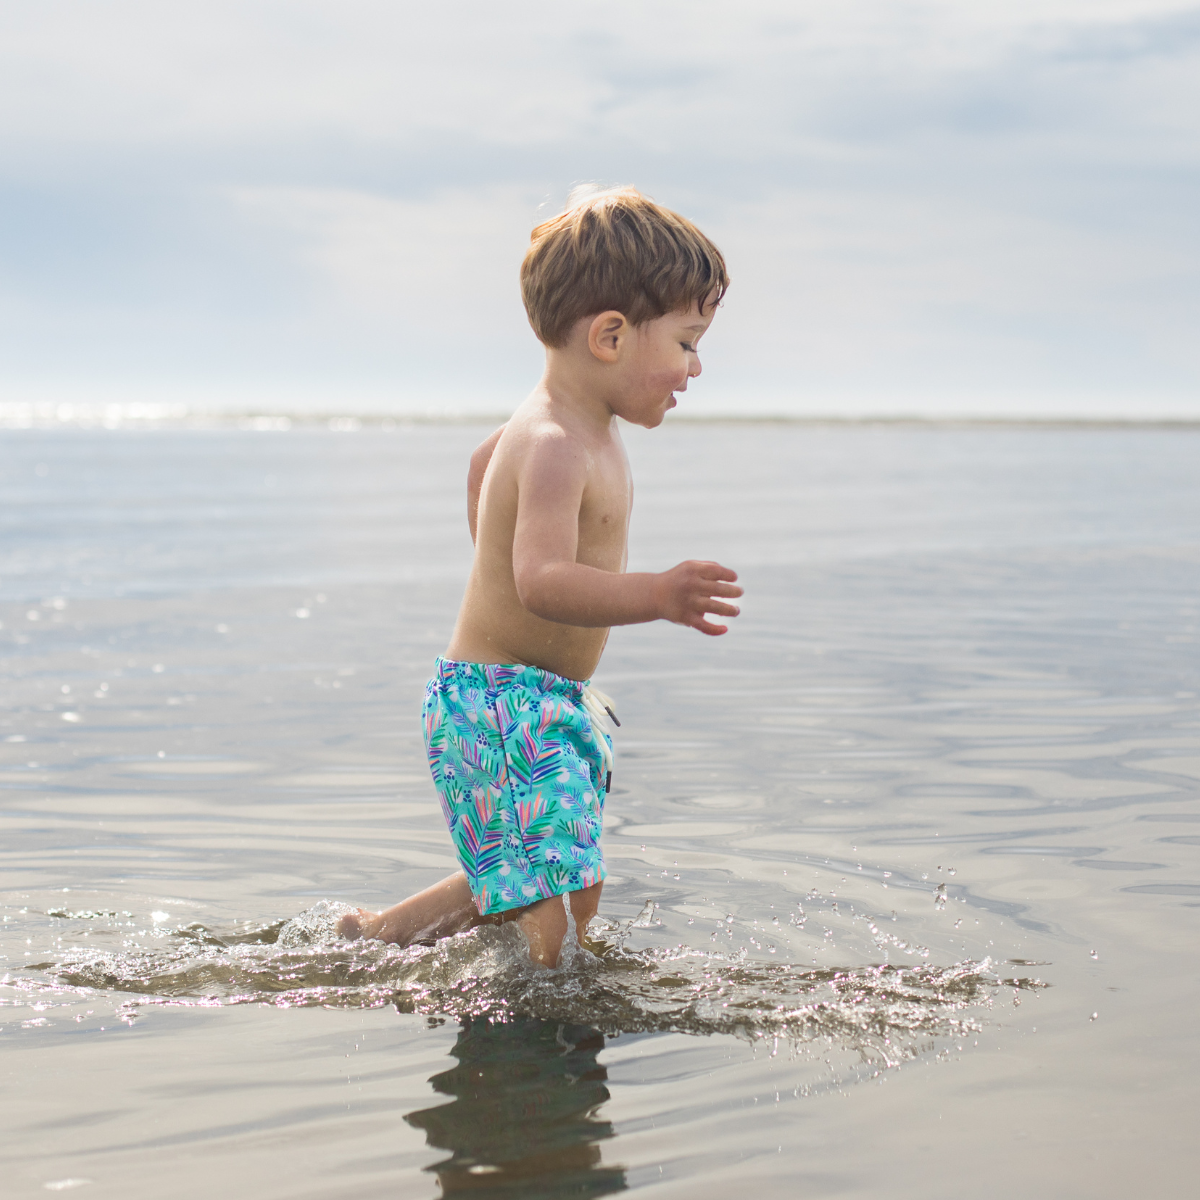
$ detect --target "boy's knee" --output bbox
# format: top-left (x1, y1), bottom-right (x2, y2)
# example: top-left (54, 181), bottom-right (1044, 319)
top-left (568, 881), bottom-right (603, 925)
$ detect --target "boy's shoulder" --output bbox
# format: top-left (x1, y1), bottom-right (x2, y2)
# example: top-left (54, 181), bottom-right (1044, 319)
top-left (499, 397), bottom-right (598, 471)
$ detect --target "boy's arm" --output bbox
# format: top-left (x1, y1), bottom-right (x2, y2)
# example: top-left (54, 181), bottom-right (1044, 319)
top-left (511, 434), bottom-right (742, 636)
top-left (467, 424), bottom-right (506, 545)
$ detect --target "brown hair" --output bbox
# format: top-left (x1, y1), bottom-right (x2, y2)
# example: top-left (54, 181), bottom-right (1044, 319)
top-left (520, 185), bottom-right (729, 348)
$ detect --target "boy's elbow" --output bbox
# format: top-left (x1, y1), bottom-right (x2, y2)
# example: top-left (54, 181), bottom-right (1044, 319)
top-left (513, 564), bottom-right (561, 621)
top-left (513, 570), bottom-right (547, 619)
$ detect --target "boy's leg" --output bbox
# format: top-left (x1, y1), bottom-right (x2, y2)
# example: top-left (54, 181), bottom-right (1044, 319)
top-left (337, 871), bottom-right (484, 944)
top-left (338, 874), bottom-right (603, 965)
top-left (517, 881), bottom-right (603, 968)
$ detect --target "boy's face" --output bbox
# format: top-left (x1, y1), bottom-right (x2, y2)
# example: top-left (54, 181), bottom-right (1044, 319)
top-left (614, 299), bottom-right (716, 429)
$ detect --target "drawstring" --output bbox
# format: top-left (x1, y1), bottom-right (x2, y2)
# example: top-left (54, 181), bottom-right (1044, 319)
top-left (581, 684), bottom-right (619, 786)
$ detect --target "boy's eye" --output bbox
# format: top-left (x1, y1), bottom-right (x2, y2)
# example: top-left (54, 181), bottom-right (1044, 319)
top-left (681, 342), bottom-right (696, 352)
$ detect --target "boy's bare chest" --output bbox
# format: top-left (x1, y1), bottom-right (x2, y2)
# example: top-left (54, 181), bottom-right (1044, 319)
top-left (577, 458), bottom-right (631, 564)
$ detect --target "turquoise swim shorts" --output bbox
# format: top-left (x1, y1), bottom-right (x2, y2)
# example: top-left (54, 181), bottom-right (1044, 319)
top-left (422, 658), bottom-right (611, 915)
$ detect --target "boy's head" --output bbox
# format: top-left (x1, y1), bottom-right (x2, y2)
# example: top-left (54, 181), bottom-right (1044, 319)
top-left (521, 185), bottom-right (729, 348)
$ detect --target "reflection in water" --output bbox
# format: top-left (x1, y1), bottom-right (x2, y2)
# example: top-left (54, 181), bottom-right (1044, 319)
top-left (405, 1017), bottom-right (627, 1198)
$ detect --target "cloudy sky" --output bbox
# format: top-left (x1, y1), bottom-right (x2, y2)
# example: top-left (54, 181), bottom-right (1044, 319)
top-left (2, 0), bottom-right (1198, 417)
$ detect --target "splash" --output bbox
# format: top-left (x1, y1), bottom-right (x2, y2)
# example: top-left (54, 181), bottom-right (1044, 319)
top-left (23, 901), bottom-right (1044, 1066)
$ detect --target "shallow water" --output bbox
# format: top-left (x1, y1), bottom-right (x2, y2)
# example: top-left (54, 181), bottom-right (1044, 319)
top-left (2, 422), bottom-right (1198, 1198)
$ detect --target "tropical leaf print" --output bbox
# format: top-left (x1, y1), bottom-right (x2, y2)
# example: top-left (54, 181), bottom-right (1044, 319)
top-left (422, 659), bottom-right (610, 915)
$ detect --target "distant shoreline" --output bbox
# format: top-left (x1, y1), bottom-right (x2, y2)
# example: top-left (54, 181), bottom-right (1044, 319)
top-left (2, 405), bottom-right (1199, 431)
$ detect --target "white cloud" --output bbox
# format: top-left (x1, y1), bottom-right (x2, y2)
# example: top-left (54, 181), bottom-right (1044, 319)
top-left (226, 184), bottom-right (541, 323)
top-left (0, 0), bottom-right (1197, 414)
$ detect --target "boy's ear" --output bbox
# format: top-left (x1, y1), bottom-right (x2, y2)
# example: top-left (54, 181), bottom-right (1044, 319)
top-left (587, 311), bottom-right (629, 363)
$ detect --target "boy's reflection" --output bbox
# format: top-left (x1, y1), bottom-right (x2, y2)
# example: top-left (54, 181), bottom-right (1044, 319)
top-left (405, 1016), bottom-right (627, 1197)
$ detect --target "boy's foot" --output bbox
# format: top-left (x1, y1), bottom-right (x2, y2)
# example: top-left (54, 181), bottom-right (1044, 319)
top-left (336, 908), bottom-right (381, 941)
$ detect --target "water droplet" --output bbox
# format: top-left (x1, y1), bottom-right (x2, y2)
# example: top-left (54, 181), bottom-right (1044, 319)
top-left (295, 609), bottom-right (311, 619)
top-left (1089, 949), bottom-right (1098, 960)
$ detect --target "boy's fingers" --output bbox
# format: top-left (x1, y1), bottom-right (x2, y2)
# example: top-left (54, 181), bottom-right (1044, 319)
top-left (703, 600), bottom-right (740, 618)
top-left (691, 617), bottom-right (728, 636)
top-left (707, 582), bottom-right (743, 599)
top-left (698, 564), bottom-right (738, 582)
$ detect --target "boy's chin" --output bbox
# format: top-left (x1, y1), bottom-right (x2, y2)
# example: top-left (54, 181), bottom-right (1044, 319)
top-left (632, 409), bottom-right (668, 429)
top-left (628, 398), bottom-right (675, 429)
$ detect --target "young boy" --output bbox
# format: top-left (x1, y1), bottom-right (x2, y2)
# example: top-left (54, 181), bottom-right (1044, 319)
top-left (338, 186), bottom-right (741, 966)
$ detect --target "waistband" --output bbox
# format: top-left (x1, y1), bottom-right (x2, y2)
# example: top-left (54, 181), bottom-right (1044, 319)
top-left (434, 656), bottom-right (587, 698)
top-left (434, 657), bottom-right (618, 775)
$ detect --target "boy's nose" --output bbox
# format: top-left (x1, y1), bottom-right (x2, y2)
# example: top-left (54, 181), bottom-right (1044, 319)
top-left (688, 357), bottom-right (702, 379)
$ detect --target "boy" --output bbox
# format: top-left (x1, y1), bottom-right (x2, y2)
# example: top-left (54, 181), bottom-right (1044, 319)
top-left (338, 186), bottom-right (741, 966)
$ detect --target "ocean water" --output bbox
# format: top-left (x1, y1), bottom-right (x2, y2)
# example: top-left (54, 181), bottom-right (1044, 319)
top-left (1, 421), bottom-right (1198, 1198)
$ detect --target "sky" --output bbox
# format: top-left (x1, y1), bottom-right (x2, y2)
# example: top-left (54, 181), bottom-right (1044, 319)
top-left (1, 0), bottom-right (1198, 418)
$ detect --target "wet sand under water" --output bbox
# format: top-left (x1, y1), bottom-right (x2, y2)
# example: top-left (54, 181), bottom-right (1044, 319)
top-left (1, 421), bottom-right (1198, 1198)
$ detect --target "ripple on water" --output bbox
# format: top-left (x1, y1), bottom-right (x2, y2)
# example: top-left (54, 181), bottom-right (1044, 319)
top-left (25, 901), bottom-right (1045, 1070)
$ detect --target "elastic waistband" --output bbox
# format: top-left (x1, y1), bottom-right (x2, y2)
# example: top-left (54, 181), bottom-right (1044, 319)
top-left (433, 657), bottom-right (587, 701)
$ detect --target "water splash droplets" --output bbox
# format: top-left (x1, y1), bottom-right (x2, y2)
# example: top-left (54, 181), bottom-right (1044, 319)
top-left (276, 899), bottom-right (356, 948)
top-left (31, 902), bottom-right (1030, 1062)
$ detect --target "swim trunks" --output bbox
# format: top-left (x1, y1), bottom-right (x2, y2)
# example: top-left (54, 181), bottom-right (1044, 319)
top-left (422, 658), bottom-right (614, 915)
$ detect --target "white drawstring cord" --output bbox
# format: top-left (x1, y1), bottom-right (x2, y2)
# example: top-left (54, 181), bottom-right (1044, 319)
top-left (581, 685), bottom-right (619, 781)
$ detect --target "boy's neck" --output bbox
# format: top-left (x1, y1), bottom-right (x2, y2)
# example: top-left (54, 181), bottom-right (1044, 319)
top-left (537, 348), bottom-right (619, 433)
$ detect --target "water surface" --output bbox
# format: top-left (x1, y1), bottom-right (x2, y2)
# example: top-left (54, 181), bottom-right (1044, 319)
top-left (2, 422), bottom-right (1198, 1197)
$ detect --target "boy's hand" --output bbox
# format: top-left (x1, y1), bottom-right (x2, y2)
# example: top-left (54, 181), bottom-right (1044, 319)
top-left (656, 561), bottom-right (742, 636)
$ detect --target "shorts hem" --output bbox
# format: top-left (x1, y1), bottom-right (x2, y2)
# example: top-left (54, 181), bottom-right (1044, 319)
top-left (472, 864), bottom-right (607, 917)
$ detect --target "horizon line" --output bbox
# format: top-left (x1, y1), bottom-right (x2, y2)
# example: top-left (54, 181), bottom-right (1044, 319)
top-left (3, 406), bottom-right (1200, 432)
